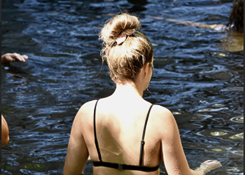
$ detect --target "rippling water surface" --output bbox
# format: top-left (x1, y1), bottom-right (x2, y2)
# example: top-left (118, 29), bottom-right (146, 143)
top-left (1, 0), bottom-right (243, 174)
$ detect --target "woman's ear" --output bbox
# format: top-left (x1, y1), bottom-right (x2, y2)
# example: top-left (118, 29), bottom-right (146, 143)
top-left (143, 62), bottom-right (150, 75)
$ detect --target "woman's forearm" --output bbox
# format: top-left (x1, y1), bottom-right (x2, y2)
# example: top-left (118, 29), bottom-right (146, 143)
top-left (191, 169), bottom-right (204, 175)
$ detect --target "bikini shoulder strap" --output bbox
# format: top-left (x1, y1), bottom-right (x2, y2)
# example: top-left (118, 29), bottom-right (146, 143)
top-left (93, 99), bottom-right (102, 162)
top-left (139, 104), bottom-right (154, 166)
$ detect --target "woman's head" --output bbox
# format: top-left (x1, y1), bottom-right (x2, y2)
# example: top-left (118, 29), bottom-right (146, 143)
top-left (227, 0), bottom-right (244, 32)
top-left (100, 13), bottom-right (154, 84)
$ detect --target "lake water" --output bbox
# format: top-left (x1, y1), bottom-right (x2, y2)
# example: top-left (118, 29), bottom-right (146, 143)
top-left (1, 0), bottom-right (243, 174)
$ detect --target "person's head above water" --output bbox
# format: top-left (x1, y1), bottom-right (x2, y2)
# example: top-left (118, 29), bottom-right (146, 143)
top-left (99, 13), bottom-right (154, 84)
top-left (227, 0), bottom-right (244, 32)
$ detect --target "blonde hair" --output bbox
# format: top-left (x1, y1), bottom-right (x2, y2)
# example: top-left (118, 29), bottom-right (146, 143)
top-left (100, 13), bottom-right (153, 83)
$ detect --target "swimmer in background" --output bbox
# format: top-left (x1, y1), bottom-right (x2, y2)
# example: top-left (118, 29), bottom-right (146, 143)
top-left (1, 53), bottom-right (28, 65)
top-left (148, 0), bottom-right (244, 52)
top-left (64, 13), bottom-right (222, 175)
top-left (1, 53), bottom-right (28, 146)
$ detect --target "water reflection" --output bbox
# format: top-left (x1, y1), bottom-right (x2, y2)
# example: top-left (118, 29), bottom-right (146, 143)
top-left (2, 0), bottom-right (243, 175)
top-left (220, 32), bottom-right (244, 52)
top-left (230, 116), bottom-right (244, 123)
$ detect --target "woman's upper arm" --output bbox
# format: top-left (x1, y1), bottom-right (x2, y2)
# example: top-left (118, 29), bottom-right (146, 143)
top-left (158, 107), bottom-right (196, 175)
top-left (1, 115), bottom-right (10, 146)
top-left (63, 104), bottom-right (90, 175)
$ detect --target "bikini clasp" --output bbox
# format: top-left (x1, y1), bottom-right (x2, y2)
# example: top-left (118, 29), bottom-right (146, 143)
top-left (118, 164), bottom-right (123, 170)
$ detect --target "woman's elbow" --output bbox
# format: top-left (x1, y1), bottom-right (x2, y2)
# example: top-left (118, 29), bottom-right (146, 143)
top-left (2, 135), bottom-right (10, 146)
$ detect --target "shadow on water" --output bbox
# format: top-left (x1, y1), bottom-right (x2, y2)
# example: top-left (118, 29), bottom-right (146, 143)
top-left (1, 0), bottom-right (243, 175)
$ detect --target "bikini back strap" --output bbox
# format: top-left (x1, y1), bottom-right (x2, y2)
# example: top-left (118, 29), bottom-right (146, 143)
top-left (94, 99), bottom-right (102, 162)
top-left (139, 104), bottom-right (154, 166)
top-left (93, 161), bottom-right (159, 172)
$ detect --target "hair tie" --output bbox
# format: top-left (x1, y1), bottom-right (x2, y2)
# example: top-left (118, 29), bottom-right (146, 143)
top-left (115, 29), bottom-right (135, 45)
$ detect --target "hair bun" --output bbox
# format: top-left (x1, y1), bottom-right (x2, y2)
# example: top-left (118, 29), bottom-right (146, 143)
top-left (100, 13), bottom-right (141, 46)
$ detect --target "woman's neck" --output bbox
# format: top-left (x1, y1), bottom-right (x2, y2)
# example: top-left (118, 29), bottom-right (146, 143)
top-left (112, 81), bottom-right (143, 99)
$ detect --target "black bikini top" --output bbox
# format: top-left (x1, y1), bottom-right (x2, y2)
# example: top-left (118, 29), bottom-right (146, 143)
top-left (92, 99), bottom-right (159, 172)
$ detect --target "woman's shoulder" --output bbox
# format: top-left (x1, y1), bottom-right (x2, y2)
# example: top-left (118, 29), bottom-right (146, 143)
top-left (150, 104), bottom-right (176, 125)
top-left (76, 99), bottom-right (99, 119)
top-left (81, 99), bottom-right (98, 109)
top-left (149, 104), bottom-right (178, 139)
top-left (152, 104), bottom-right (173, 117)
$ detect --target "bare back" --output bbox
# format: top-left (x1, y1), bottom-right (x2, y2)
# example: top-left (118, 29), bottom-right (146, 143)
top-left (80, 97), bottom-right (166, 175)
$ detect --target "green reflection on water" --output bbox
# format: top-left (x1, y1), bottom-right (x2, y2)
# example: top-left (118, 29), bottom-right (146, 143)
top-left (1, 107), bottom-right (15, 114)
top-left (172, 111), bottom-right (181, 115)
top-left (23, 163), bottom-right (46, 170)
top-left (229, 133), bottom-right (243, 139)
top-left (230, 116), bottom-right (244, 123)
top-left (210, 131), bottom-right (228, 136)
top-left (211, 148), bottom-right (223, 152)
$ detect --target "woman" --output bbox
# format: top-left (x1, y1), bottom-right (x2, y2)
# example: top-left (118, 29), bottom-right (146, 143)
top-left (64, 13), bottom-right (221, 175)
